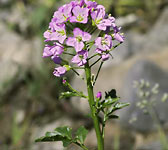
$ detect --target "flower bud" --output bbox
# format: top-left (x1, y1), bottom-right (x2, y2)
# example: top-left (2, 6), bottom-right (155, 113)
top-left (96, 91), bottom-right (102, 99)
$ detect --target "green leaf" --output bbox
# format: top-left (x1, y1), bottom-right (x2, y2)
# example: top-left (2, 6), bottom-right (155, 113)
top-left (112, 102), bottom-right (130, 112)
top-left (75, 126), bottom-right (88, 144)
top-left (59, 91), bottom-right (79, 99)
top-left (101, 97), bottom-right (120, 107)
top-left (55, 126), bottom-right (72, 139)
top-left (35, 126), bottom-right (72, 147)
top-left (62, 139), bottom-right (72, 147)
top-left (115, 102), bottom-right (130, 109)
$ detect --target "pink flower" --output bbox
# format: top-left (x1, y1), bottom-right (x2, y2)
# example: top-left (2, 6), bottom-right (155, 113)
top-left (66, 28), bottom-right (91, 52)
top-left (95, 34), bottom-right (112, 51)
top-left (53, 3), bottom-right (73, 24)
top-left (53, 66), bottom-right (67, 77)
top-left (91, 5), bottom-right (111, 31)
top-left (71, 50), bottom-right (88, 66)
top-left (42, 43), bottom-right (64, 64)
top-left (70, 6), bottom-right (89, 24)
top-left (44, 24), bottom-right (66, 44)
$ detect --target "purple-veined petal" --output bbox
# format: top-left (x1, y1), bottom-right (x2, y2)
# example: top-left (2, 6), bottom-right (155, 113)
top-left (44, 30), bottom-right (51, 39)
top-left (42, 45), bottom-right (52, 58)
top-left (82, 32), bottom-right (91, 41)
top-left (53, 66), bottom-right (66, 77)
top-left (71, 55), bottom-right (81, 64)
top-left (78, 59), bottom-right (87, 66)
top-left (114, 33), bottom-right (125, 42)
top-left (66, 37), bottom-right (76, 46)
top-left (74, 41), bottom-right (84, 52)
top-left (50, 44), bottom-right (64, 56)
top-left (58, 35), bottom-right (66, 44)
top-left (72, 6), bottom-right (81, 16)
top-left (70, 16), bottom-right (77, 23)
top-left (102, 53), bottom-right (109, 61)
top-left (73, 28), bottom-right (83, 37)
top-left (95, 37), bottom-right (102, 47)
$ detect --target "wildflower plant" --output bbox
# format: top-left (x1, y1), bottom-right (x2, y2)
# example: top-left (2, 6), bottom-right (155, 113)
top-left (133, 80), bottom-right (168, 150)
top-left (35, 0), bottom-right (129, 149)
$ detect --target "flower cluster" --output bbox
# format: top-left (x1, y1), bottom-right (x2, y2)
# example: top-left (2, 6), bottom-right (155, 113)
top-left (43, 0), bottom-right (124, 77)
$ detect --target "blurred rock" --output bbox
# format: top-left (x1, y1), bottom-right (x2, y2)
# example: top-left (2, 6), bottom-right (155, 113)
top-left (120, 60), bottom-right (168, 132)
top-left (109, 7), bottom-right (168, 66)
top-left (137, 140), bottom-right (161, 150)
top-left (116, 14), bottom-right (138, 27)
top-left (0, 22), bottom-right (42, 94)
top-left (0, 0), bottom-right (11, 5)
top-left (142, 7), bottom-right (168, 52)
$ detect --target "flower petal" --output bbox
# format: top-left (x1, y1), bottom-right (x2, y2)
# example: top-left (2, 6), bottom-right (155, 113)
top-left (66, 37), bottom-right (76, 46)
top-left (82, 32), bottom-right (91, 41)
top-left (74, 41), bottom-right (84, 52)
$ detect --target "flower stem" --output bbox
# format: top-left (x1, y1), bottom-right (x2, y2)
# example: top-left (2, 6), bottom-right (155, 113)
top-left (90, 57), bottom-right (102, 68)
top-left (74, 141), bottom-right (89, 150)
top-left (93, 61), bottom-right (104, 86)
top-left (71, 68), bottom-right (85, 81)
top-left (85, 62), bottom-right (104, 150)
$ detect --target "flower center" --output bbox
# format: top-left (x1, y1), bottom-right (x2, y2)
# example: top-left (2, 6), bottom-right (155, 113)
top-left (63, 14), bottom-right (67, 21)
top-left (58, 30), bottom-right (65, 36)
top-left (76, 36), bottom-right (82, 42)
top-left (101, 39), bottom-right (107, 46)
top-left (77, 14), bottom-right (84, 22)
top-left (95, 18), bottom-right (102, 25)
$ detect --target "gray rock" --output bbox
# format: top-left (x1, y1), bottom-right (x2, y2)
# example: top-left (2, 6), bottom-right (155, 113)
top-left (120, 60), bottom-right (168, 132)
top-left (108, 7), bottom-right (168, 66)
top-left (0, 23), bottom-right (42, 94)
top-left (137, 141), bottom-right (161, 150)
top-left (142, 7), bottom-right (168, 52)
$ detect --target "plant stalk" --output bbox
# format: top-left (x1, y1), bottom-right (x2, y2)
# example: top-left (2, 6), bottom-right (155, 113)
top-left (85, 62), bottom-right (104, 150)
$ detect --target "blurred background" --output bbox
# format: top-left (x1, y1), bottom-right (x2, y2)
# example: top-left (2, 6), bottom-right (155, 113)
top-left (0, 0), bottom-right (168, 150)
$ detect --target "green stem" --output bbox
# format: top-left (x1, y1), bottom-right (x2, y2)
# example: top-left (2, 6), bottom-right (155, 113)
top-left (64, 80), bottom-right (87, 98)
top-left (85, 62), bottom-right (104, 150)
top-left (93, 61), bottom-right (104, 86)
top-left (90, 57), bottom-right (102, 68)
top-left (88, 53), bottom-right (99, 60)
top-left (71, 68), bottom-right (85, 81)
top-left (75, 141), bottom-right (89, 150)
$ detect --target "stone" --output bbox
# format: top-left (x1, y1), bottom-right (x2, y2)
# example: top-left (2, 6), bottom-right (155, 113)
top-left (142, 7), bottom-right (168, 52)
top-left (0, 22), bottom-right (42, 94)
top-left (120, 60), bottom-right (168, 132)
top-left (137, 141), bottom-right (161, 150)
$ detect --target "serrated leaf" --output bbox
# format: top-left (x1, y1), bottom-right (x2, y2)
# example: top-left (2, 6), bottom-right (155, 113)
top-left (115, 102), bottom-right (130, 109)
top-left (112, 102), bottom-right (130, 112)
top-left (62, 139), bottom-right (72, 147)
top-left (55, 126), bottom-right (72, 139)
top-left (35, 134), bottom-right (65, 142)
top-left (101, 97), bottom-right (120, 107)
top-left (59, 91), bottom-right (79, 99)
top-left (75, 126), bottom-right (88, 144)
top-left (35, 126), bottom-right (72, 147)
